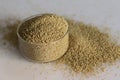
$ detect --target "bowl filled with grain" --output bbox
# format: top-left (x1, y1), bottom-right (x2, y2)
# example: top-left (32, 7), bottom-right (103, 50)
top-left (17, 13), bottom-right (69, 62)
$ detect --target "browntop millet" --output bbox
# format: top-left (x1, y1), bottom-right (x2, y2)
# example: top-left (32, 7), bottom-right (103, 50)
top-left (19, 14), bottom-right (68, 43)
top-left (56, 19), bottom-right (120, 73)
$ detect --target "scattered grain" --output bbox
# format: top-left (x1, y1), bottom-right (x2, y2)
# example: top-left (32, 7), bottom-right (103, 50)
top-left (56, 19), bottom-right (120, 73)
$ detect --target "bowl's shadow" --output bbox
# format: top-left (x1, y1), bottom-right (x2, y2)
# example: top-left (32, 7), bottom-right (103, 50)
top-left (0, 17), bottom-right (26, 60)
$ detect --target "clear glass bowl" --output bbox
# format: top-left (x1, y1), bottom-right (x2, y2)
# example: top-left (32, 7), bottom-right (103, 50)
top-left (17, 14), bottom-right (69, 62)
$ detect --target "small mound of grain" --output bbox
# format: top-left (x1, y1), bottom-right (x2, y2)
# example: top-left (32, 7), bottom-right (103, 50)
top-left (18, 14), bottom-right (68, 43)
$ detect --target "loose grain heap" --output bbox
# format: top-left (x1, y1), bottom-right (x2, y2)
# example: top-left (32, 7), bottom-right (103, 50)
top-left (19, 14), bottom-right (68, 43)
top-left (56, 19), bottom-right (120, 73)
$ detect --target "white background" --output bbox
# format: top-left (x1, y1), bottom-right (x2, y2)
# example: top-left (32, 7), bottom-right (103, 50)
top-left (0, 0), bottom-right (120, 80)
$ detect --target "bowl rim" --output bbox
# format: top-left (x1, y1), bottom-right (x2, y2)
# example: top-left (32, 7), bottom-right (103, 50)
top-left (17, 14), bottom-right (69, 45)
